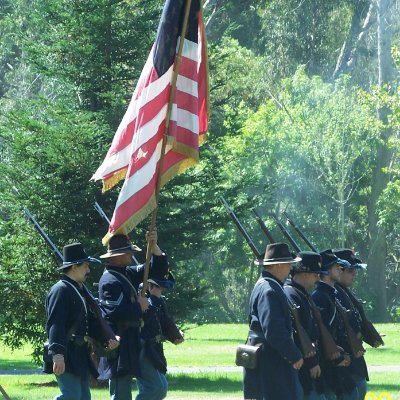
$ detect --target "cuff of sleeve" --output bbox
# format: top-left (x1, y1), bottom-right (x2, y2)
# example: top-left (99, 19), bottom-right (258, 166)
top-left (304, 354), bottom-right (319, 369)
top-left (49, 343), bottom-right (66, 356)
top-left (151, 253), bottom-right (169, 269)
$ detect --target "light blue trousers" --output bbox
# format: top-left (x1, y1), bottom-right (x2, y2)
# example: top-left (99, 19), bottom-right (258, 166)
top-left (135, 347), bottom-right (168, 400)
top-left (55, 372), bottom-right (91, 400)
top-left (109, 374), bottom-right (134, 400)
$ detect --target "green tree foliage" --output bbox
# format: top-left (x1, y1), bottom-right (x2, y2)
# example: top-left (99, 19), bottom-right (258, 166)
top-left (0, 0), bottom-right (400, 357)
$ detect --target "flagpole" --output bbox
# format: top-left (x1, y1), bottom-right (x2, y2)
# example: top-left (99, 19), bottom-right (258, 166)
top-left (141, 0), bottom-right (194, 295)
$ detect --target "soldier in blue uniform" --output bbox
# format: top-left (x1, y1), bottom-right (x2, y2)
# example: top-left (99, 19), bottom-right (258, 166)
top-left (243, 243), bottom-right (304, 400)
top-left (311, 250), bottom-right (359, 400)
top-left (97, 231), bottom-right (168, 400)
top-left (45, 243), bottom-right (119, 400)
top-left (333, 248), bottom-right (369, 400)
top-left (137, 263), bottom-right (184, 399)
top-left (284, 251), bottom-right (328, 400)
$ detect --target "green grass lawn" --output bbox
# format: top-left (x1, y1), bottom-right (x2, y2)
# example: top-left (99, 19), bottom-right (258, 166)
top-left (0, 323), bottom-right (399, 399)
top-left (0, 323), bottom-right (398, 369)
top-left (0, 372), bottom-right (399, 400)
top-left (164, 323), bottom-right (400, 367)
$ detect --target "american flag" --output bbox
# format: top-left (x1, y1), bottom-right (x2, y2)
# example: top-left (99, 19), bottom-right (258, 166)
top-left (92, 0), bottom-right (208, 242)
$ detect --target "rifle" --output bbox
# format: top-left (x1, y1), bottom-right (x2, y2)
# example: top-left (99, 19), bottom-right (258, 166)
top-left (94, 201), bottom-right (111, 224)
top-left (342, 287), bottom-right (384, 347)
top-left (334, 299), bottom-right (366, 358)
top-left (282, 211), bottom-right (319, 252)
top-left (23, 209), bottom-right (63, 262)
top-left (220, 199), bottom-right (315, 358)
top-left (286, 298), bottom-right (317, 358)
top-left (282, 212), bottom-right (384, 348)
top-left (94, 201), bottom-right (140, 266)
top-left (252, 209), bottom-right (276, 243)
top-left (309, 299), bottom-right (341, 360)
top-left (269, 212), bottom-right (343, 360)
top-left (270, 213), bottom-right (302, 253)
top-left (219, 196), bottom-right (263, 260)
top-left (24, 209), bottom-right (117, 352)
top-left (0, 384), bottom-right (11, 400)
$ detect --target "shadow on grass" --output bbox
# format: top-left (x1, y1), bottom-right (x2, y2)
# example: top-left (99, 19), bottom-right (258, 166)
top-left (28, 380), bottom-right (58, 387)
top-left (168, 373), bottom-right (242, 393)
top-left (185, 338), bottom-right (243, 343)
top-left (368, 382), bottom-right (400, 392)
top-left (28, 379), bottom-right (109, 388)
top-left (0, 359), bottom-right (38, 370)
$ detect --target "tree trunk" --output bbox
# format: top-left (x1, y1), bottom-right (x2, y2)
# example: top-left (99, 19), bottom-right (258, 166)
top-left (366, 0), bottom-right (395, 322)
top-left (333, 0), bottom-right (374, 79)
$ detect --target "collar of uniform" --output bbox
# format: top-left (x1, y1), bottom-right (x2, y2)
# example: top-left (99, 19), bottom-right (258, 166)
top-left (261, 270), bottom-right (284, 286)
top-left (61, 274), bottom-right (83, 290)
top-left (334, 283), bottom-right (347, 293)
top-left (105, 265), bottom-right (127, 275)
top-left (286, 277), bottom-right (309, 296)
top-left (316, 280), bottom-right (337, 296)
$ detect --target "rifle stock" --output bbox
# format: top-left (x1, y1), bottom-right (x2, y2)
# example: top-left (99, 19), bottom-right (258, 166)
top-left (343, 287), bottom-right (384, 347)
top-left (252, 209), bottom-right (275, 243)
top-left (219, 196), bottom-right (263, 260)
top-left (309, 299), bottom-right (340, 360)
top-left (335, 300), bottom-right (365, 357)
top-left (287, 299), bottom-right (316, 358)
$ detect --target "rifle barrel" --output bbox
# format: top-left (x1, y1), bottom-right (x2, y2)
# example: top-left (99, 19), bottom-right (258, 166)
top-left (23, 209), bottom-right (63, 262)
top-left (94, 202), bottom-right (140, 266)
top-left (270, 214), bottom-right (302, 253)
top-left (252, 209), bottom-right (275, 243)
top-left (282, 211), bottom-right (318, 252)
top-left (220, 196), bottom-right (262, 260)
top-left (94, 201), bottom-right (111, 224)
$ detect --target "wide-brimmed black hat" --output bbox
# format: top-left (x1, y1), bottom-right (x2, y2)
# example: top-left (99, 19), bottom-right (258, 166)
top-left (258, 243), bottom-right (301, 266)
top-left (100, 234), bottom-right (141, 259)
top-left (293, 251), bottom-right (328, 275)
top-left (333, 248), bottom-right (367, 270)
top-left (320, 249), bottom-right (350, 272)
top-left (61, 243), bottom-right (98, 269)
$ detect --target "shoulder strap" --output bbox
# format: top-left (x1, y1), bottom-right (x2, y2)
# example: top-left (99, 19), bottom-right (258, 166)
top-left (61, 280), bottom-right (87, 340)
top-left (61, 280), bottom-right (87, 314)
top-left (248, 278), bottom-right (267, 324)
top-left (264, 277), bottom-right (296, 310)
top-left (106, 270), bottom-right (138, 301)
top-left (319, 289), bottom-right (337, 327)
top-left (284, 282), bottom-right (312, 307)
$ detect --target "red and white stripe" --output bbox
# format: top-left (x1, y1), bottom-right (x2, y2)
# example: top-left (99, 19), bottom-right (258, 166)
top-left (93, 14), bottom-right (208, 240)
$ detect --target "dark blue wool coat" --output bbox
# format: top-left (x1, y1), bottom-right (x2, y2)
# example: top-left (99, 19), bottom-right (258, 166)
top-left (335, 284), bottom-right (369, 381)
top-left (284, 278), bottom-right (326, 395)
top-left (45, 275), bottom-right (99, 378)
top-left (312, 281), bottom-right (356, 396)
top-left (243, 270), bottom-right (303, 400)
top-left (97, 254), bottom-right (168, 380)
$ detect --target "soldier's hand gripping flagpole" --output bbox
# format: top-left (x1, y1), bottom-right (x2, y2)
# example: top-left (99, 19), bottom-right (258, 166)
top-left (141, 0), bottom-right (194, 296)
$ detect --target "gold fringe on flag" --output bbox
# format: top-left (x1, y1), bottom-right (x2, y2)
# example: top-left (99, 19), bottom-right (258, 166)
top-left (102, 168), bottom-right (127, 193)
top-left (101, 194), bottom-right (158, 245)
